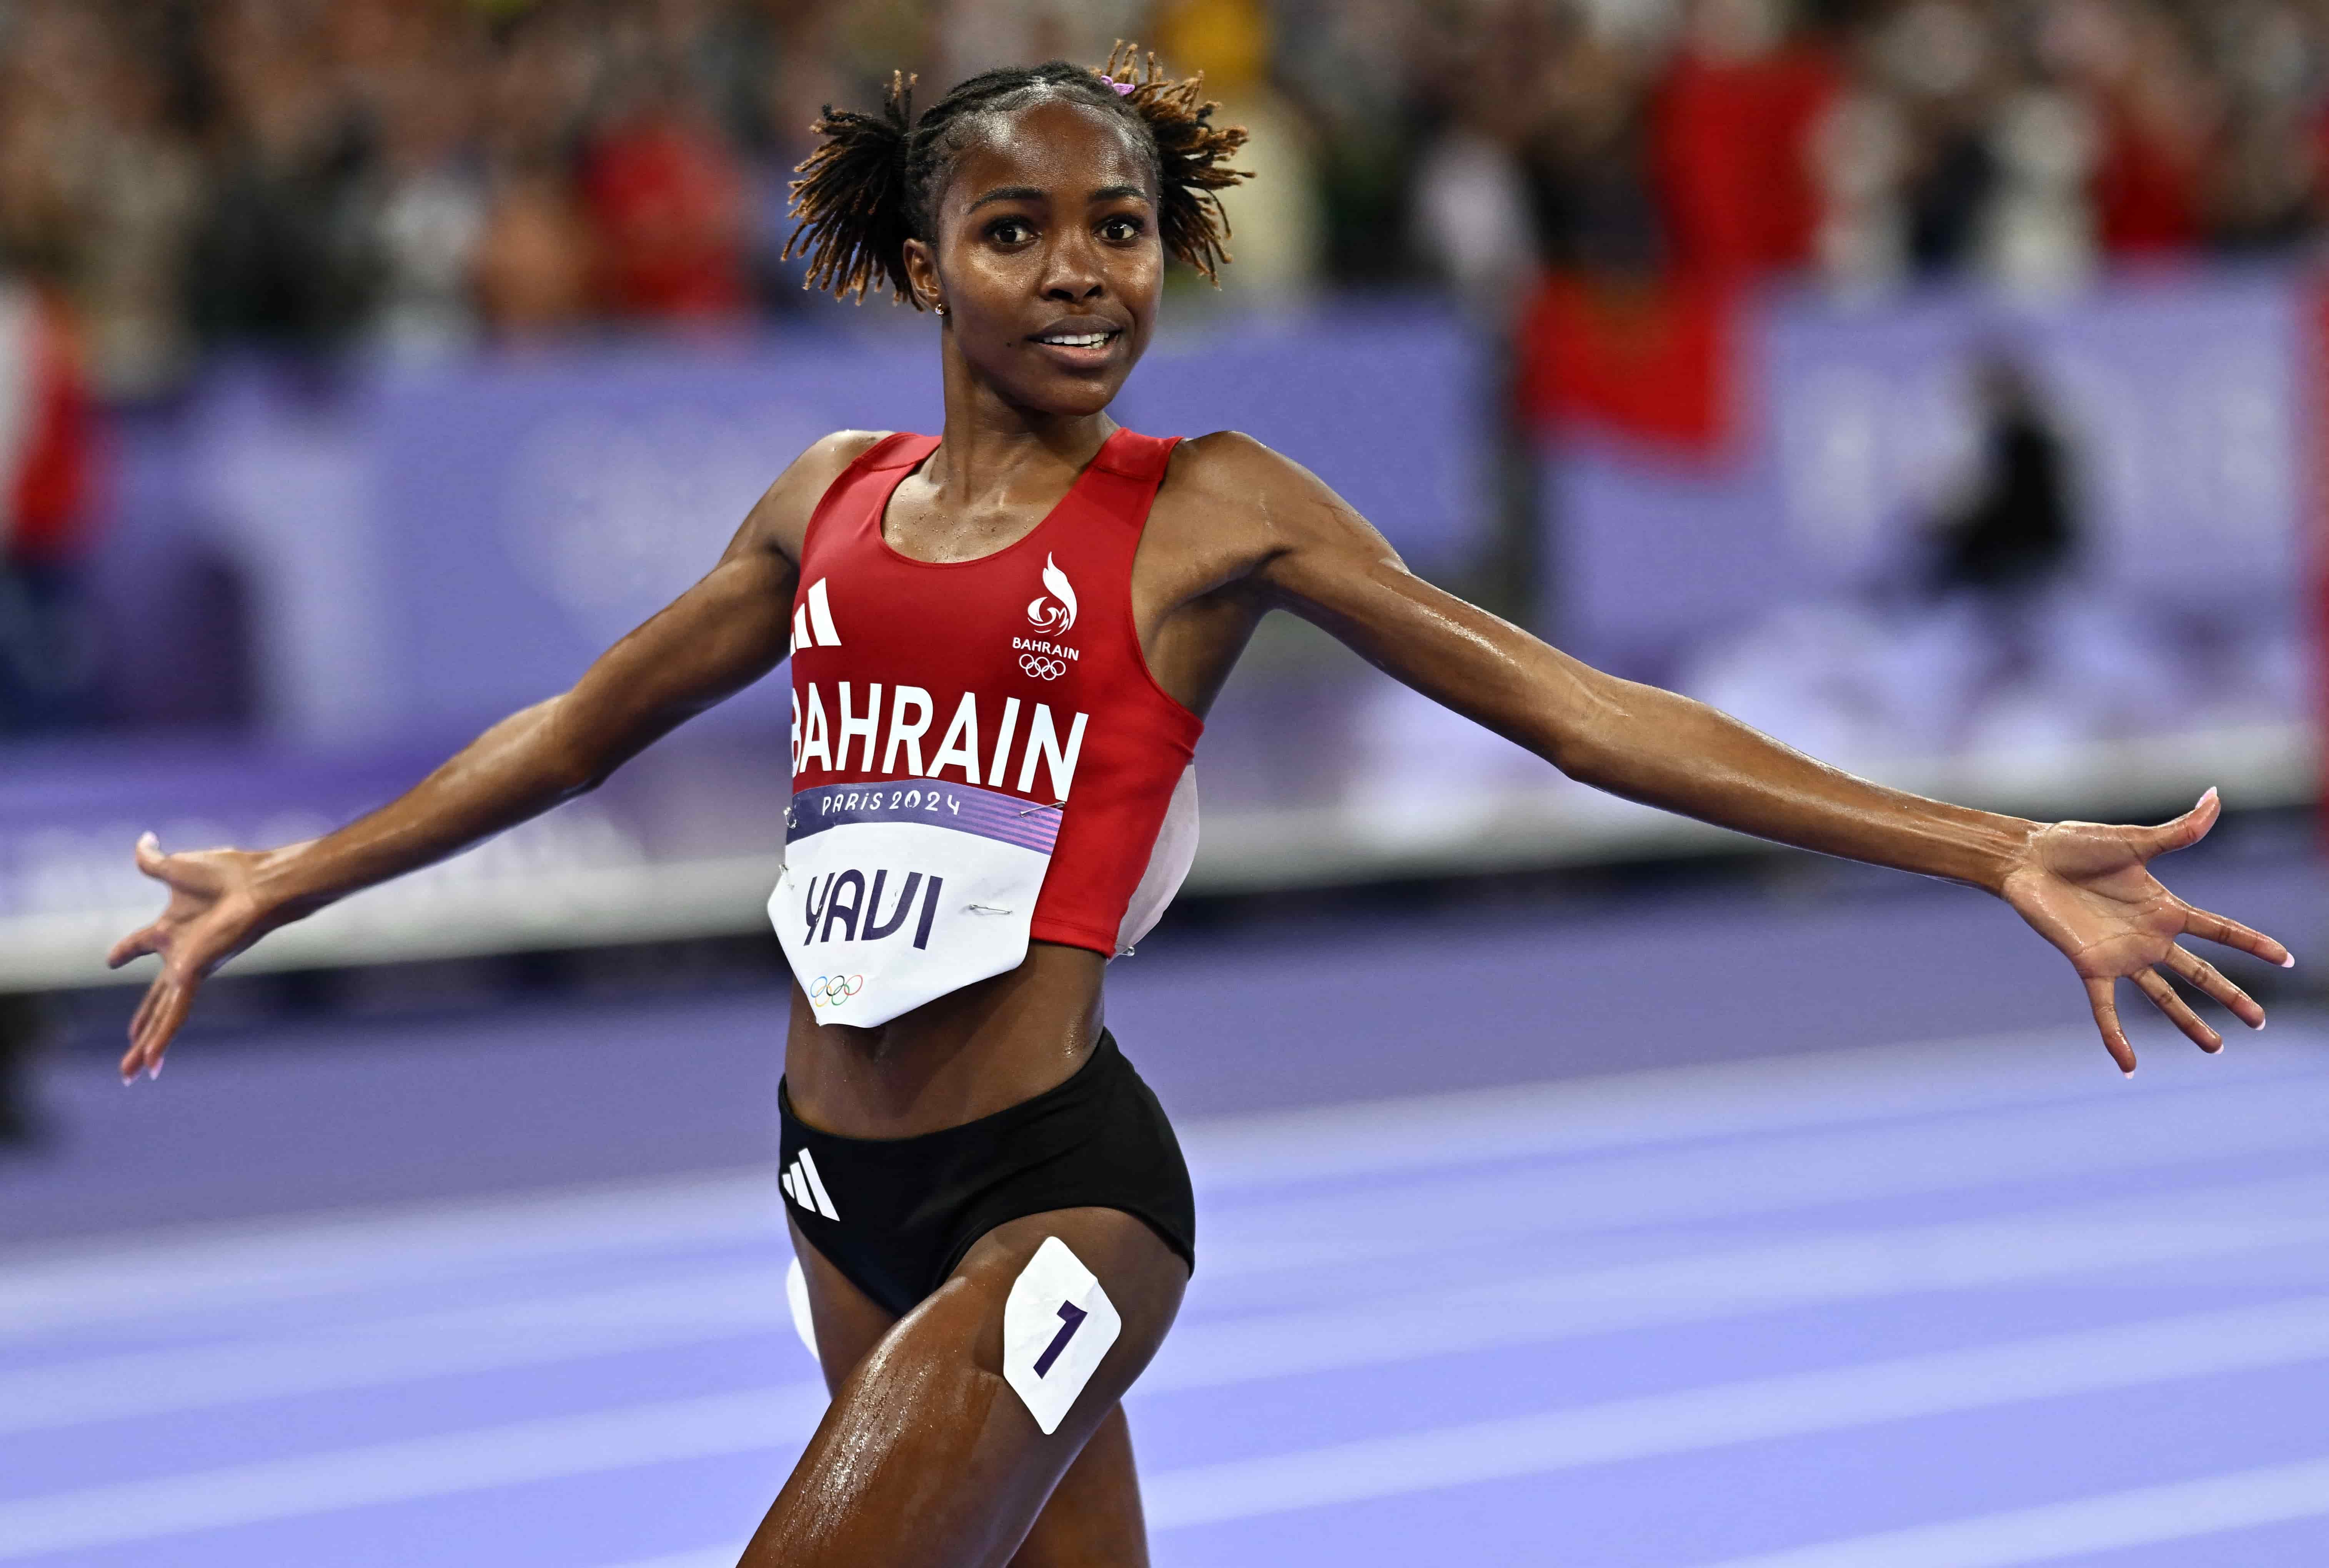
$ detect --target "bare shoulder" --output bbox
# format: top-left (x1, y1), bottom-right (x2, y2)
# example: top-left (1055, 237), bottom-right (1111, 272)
top-left (1158, 429), bottom-right (1403, 586)
top-left (1157, 430), bottom-right (1343, 548)
top-left (1163, 429), bottom-right (1313, 510)
top-left (1170, 431), bottom-right (1376, 528)
top-left (736, 430), bottom-right (896, 563)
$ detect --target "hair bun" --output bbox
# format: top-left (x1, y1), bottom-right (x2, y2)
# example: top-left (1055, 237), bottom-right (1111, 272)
top-left (1095, 43), bottom-right (1250, 283)
top-left (785, 72), bottom-right (920, 305)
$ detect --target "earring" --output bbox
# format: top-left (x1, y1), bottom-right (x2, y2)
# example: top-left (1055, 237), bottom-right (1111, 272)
top-left (934, 302), bottom-right (948, 316)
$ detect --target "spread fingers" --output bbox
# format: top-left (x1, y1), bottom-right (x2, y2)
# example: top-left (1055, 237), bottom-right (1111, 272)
top-left (121, 974), bottom-right (186, 1082)
top-left (2163, 943), bottom-right (2263, 1030)
top-left (2133, 967), bottom-right (2221, 1054)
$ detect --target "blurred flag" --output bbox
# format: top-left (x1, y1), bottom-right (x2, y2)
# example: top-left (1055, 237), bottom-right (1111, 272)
top-left (1650, 39), bottom-right (1835, 281)
top-left (0, 281), bottom-right (92, 564)
top-left (1517, 272), bottom-right (1738, 457)
top-left (1515, 21), bottom-right (1833, 459)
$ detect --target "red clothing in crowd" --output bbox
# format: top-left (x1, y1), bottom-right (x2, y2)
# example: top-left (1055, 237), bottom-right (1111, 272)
top-left (2091, 104), bottom-right (2202, 257)
top-left (1519, 39), bottom-right (1833, 457)
top-left (2, 286), bottom-right (92, 565)
top-left (1650, 42), bottom-right (1838, 280)
top-left (578, 110), bottom-right (749, 322)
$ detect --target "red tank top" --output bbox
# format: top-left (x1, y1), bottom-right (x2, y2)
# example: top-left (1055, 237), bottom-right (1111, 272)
top-left (770, 429), bottom-right (1203, 1024)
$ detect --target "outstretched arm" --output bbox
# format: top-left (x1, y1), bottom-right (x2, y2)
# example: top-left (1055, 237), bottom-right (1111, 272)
top-left (105, 432), bottom-right (882, 1082)
top-left (1199, 435), bottom-right (2292, 1072)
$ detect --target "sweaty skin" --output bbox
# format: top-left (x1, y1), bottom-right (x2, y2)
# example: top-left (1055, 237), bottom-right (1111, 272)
top-left (107, 90), bottom-right (2291, 1568)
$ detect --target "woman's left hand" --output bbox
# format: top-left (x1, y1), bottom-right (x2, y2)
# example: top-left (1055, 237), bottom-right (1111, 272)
top-left (1999, 789), bottom-right (2293, 1073)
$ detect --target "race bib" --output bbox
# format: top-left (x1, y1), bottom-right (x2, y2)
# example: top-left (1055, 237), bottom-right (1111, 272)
top-left (769, 780), bottom-right (1059, 1027)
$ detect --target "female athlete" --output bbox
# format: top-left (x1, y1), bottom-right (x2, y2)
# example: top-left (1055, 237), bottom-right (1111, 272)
top-left (106, 46), bottom-right (2292, 1568)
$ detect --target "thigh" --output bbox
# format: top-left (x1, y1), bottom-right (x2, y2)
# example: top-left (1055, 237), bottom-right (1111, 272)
top-left (746, 1208), bottom-right (1187, 1568)
top-left (1005, 1403), bottom-right (1150, 1568)
top-left (788, 1215), bottom-right (1162, 1566)
top-left (788, 1212), bottom-right (898, 1394)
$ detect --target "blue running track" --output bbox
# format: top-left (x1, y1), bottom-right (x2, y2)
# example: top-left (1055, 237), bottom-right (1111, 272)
top-left (3, 1017), bottom-right (2326, 1566)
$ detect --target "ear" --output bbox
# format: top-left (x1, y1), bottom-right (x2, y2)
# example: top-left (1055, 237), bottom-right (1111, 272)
top-left (901, 237), bottom-right (942, 314)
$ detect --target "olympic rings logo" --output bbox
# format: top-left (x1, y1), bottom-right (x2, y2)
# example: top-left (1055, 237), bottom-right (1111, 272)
top-left (1019, 653), bottom-right (1067, 681)
top-left (808, 974), bottom-right (864, 1006)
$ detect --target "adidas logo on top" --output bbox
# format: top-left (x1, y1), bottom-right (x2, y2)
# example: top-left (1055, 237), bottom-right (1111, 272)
top-left (792, 579), bottom-right (842, 651)
top-left (781, 1147), bottom-right (839, 1220)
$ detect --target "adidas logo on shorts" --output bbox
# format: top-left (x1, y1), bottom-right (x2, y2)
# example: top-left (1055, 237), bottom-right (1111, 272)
top-left (781, 1147), bottom-right (840, 1220)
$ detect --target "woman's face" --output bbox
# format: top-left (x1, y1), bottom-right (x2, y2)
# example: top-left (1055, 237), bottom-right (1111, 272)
top-left (905, 95), bottom-right (1163, 419)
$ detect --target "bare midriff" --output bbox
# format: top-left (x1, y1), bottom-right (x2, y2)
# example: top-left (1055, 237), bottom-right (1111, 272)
top-left (781, 941), bottom-right (1107, 1138)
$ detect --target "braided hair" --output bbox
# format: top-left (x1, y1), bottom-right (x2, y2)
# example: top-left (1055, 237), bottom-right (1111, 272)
top-left (785, 43), bottom-right (1252, 308)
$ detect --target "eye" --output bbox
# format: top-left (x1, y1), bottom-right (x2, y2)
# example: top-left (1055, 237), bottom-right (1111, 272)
top-left (986, 216), bottom-right (1035, 246)
top-left (1099, 214), bottom-right (1145, 243)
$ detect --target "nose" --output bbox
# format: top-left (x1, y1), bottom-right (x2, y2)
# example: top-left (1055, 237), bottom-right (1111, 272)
top-left (1038, 230), bottom-right (1106, 303)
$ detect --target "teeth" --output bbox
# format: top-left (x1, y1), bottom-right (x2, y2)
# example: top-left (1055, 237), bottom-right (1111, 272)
top-left (1039, 333), bottom-right (1112, 347)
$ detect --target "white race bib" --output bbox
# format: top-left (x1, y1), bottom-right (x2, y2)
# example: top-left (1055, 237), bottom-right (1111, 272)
top-left (769, 781), bottom-right (1060, 1027)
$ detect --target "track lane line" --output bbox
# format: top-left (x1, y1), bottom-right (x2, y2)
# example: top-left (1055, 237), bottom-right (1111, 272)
top-left (0, 1263), bottom-right (794, 1437)
top-left (1684, 1453), bottom-right (2329, 1568)
top-left (11, 1171), bottom-right (2329, 1439)
top-left (1197, 1075), bottom-right (2329, 1280)
top-left (0, 1173), bottom-right (783, 1341)
top-left (7, 1033), bottom-right (2321, 1340)
top-left (1148, 1200), bottom-right (2329, 1397)
top-left (0, 1384), bottom-right (826, 1560)
top-left (1138, 1294), bottom-right (2329, 1530)
top-left (1184, 1028), bottom-right (2328, 1188)
top-left (6, 1296), bottom-right (2328, 1555)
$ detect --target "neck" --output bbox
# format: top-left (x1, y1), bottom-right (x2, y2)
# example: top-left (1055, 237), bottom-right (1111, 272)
top-left (931, 334), bottom-right (1117, 503)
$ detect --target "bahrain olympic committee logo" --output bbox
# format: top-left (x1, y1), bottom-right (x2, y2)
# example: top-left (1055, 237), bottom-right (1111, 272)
top-left (1027, 554), bottom-right (1078, 636)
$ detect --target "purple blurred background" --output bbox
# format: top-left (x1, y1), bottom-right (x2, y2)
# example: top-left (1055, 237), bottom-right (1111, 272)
top-left (6, 271), bottom-right (2311, 992)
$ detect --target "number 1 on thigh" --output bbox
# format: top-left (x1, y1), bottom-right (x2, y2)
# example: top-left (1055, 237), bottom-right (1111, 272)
top-left (1033, 1301), bottom-right (1088, 1377)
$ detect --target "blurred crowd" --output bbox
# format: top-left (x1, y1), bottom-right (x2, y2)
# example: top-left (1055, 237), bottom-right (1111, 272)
top-left (1420, 0), bottom-right (2329, 322)
top-left (1, 0), bottom-right (2328, 399)
top-left (2, 0), bottom-right (2327, 738)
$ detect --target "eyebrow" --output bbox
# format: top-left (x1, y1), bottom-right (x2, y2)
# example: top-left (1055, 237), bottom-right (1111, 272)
top-left (965, 183), bottom-right (1155, 212)
top-left (966, 185), bottom-right (1045, 211)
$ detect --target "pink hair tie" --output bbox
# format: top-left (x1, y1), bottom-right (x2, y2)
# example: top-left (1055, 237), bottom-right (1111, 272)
top-left (1110, 79), bottom-right (1135, 95)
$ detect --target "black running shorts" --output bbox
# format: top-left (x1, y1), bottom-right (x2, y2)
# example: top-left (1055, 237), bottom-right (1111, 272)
top-left (775, 1030), bottom-right (1197, 1317)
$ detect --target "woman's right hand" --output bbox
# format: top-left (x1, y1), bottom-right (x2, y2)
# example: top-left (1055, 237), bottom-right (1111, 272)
top-left (105, 832), bottom-right (286, 1083)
